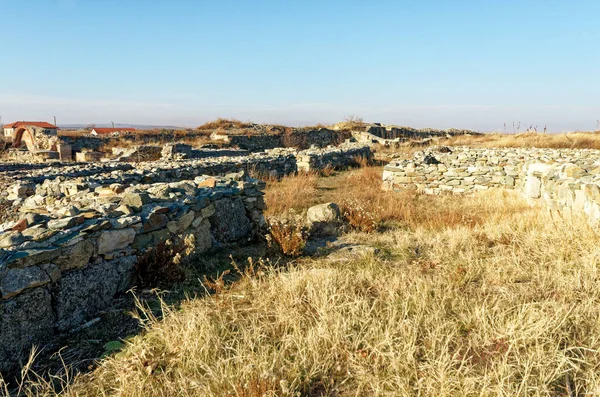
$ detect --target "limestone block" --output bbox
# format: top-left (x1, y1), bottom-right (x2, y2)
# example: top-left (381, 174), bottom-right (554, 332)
top-left (524, 176), bottom-right (542, 198)
top-left (97, 228), bottom-right (136, 255)
top-left (193, 219), bottom-right (212, 254)
top-left (55, 239), bottom-right (94, 271)
top-left (209, 198), bottom-right (252, 242)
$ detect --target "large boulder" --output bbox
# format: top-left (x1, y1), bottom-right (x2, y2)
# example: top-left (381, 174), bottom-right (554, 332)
top-left (307, 203), bottom-right (342, 224)
top-left (306, 203), bottom-right (342, 236)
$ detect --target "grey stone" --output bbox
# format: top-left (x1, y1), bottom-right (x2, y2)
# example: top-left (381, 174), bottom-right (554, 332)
top-left (200, 203), bottom-right (215, 218)
top-left (47, 215), bottom-right (85, 230)
top-left (209, 198), bottom-right (252, 242)
top-left (53, 260), bottom-right (120, 332)
top-left (306, 203), bottom-right (342, 224)
top-left (0, 232), bottom-right (29, 248)
top-left (55, 239), bottom-right (94, 271)
top-left (120, 192), bottom-right (151, 211)
top-left (0, 267), bottom-right (51, 299)
top-left (40, 263), bottom-right (61, 283)
top-left (166, 210), bottom-right (194, 234)
top-left (0, 287), bottom-right (54, 373)
top-left (193, 219), bottom-right (212, 254)
top-left (114, 255), bottom-right (137, 293)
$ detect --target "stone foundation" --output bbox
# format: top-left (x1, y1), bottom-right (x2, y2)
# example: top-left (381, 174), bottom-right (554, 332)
top-left (383, 146), bottom-right (600, 194)
top-left (0, 174), bottom-right (266, 372)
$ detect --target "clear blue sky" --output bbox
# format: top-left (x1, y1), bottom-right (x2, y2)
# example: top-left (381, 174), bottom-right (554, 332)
top-left (1, 0), bottom-right (598, 131)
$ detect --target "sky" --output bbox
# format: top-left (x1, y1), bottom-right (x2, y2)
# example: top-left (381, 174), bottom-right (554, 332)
top-left (0, 0), bottom-right (599, 132)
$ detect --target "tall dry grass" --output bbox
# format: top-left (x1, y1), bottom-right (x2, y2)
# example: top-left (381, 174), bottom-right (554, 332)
top-left (264, 166), bottom-right (526, 231)
top-left (15, 188), bottom-right (600, 396)
top-left (442, 131), bottom-right (600, 150)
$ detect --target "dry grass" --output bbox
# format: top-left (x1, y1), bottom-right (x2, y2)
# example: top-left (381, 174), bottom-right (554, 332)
top-left (442, 131), bottom-right (600, 150)
top-left (9, 164), bottom-right (600, 396)
top-left (16, 187), bottom-right (600, 396)
top-left (263, 172), bottom-right (320, 217)
top-left (197, 118), bottom-right (253, 131)
top-left (264, 166), bottom-right (523, 231)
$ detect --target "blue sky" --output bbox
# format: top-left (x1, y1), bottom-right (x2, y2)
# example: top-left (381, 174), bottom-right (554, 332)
top-left (1, 0), bottom-right (599, 131)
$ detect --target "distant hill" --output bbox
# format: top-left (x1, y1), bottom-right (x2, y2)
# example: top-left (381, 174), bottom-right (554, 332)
top-left (58, 123), bottom-right (187, 130)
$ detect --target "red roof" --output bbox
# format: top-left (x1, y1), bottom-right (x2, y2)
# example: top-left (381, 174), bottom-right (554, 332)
top-left (92, 128), bottom-right (137, 135)
top-left (4, 121), bottom-right (58, 129)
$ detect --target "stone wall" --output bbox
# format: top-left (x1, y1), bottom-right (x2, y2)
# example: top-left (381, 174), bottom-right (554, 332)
top-left (366, 126), bottom-right (479, 140)
top-left (6, 143), bottom-right (371, 201)
top-left (383, 146), bottom-right (600, 195)
top-left (0, 174), bottom-right (266, 372)
top-left (297, 143), bottom-right (373, 172)
top-left (522, 162), bottom-right (600, 224)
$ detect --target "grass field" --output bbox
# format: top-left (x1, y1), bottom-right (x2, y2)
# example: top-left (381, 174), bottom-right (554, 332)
top-left (440, 131), bottom-right (600, 150)
top-left (7, 166), bottom-right (600, 396)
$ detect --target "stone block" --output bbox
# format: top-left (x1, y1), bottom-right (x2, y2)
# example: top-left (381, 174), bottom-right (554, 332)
top-left (0, 287), bottom-right (54, 372)
top-left (53, 260), bottom-right (120, 332)
top-left (209, 198), bottom-right (252, 242)
top-left (97, 228), bottom-right (136, 255)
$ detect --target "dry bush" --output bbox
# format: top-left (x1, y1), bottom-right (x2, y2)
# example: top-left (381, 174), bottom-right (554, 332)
top-left (134, 236), bottom-right (194, 289)
top-left (197, 118), bottom-right (253, 131)
top-left (339, 198), bottom-right (380, 232)
top-left (267, 212), bottom-right (308, 257)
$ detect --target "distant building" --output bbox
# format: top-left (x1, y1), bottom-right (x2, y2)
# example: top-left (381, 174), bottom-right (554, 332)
top-left (3, 121), bottom-right (58, 142)
top-left (90, 128), bottom-right (137, 136)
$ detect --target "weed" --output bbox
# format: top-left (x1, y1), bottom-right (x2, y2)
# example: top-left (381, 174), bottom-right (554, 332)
top-left (134, 236), bottom-right (195, 289)
top-left (267, 212), bottom-right (308, 257)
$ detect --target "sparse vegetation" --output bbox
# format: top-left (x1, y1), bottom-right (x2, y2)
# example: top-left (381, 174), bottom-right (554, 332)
top-left (134, 236), bottom-right (194, 289)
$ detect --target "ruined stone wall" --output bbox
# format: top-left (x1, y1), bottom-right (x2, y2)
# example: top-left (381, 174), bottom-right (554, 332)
top-left (297, 143), bottom-right (373, 172)
top-left (522, 162), bottom-right (600, 224)
top-left (0, 175), bottom-right (266, 372)
top-left (6, 144), bottom-right (371, 200)
top-left (366, 126), bottom-right (479, 140)
top-left (282, 129), bottom-right (352, 149)
top-left (383, 146), bottom-right (600, 195)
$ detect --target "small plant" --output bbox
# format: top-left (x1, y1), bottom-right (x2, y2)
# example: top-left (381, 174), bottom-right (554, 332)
top-left (340, 198), bottom-right (380, 233)
top-left (134, 235), bottom-right (195, 289)
top-left (267, 211), bottom-right (309, 257)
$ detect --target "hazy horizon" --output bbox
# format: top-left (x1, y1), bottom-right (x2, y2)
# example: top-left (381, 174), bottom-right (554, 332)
top-left (2, 1), bottom-right (599, 133)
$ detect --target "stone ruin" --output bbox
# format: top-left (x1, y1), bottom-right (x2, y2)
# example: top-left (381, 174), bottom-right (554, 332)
top-left (0, 139), bottom-right (372, 373)
top-left (383, 146), bottom-right (600, 225)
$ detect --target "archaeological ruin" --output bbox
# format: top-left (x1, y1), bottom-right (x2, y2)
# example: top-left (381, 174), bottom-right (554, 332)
top-left (0, 122), bottom-right (490, 373)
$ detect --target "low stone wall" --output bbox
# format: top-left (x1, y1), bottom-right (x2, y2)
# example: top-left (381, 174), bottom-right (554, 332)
top-left (522, 162), bottom-right (600, 224)
top-left (6, 144), bottom-right (371, 202)
top-left (383, 146), bottom-right (600, 195)
top-left (297, 143), bottom-right (373, 172)
top-left (365, 126), bottom-right (479, 140)
top-left (0, 174), bottom-right (266, 372)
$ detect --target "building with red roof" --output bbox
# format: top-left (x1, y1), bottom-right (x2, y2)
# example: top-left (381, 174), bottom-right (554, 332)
top-left (3, 121), bottom-right (58, 142)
